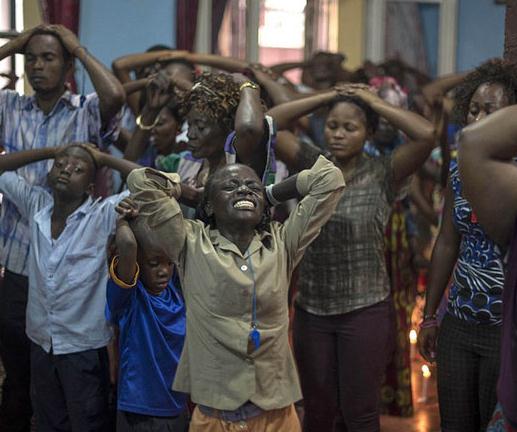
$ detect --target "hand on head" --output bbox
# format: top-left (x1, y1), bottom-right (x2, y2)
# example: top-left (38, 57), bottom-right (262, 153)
top-left (146, 71), bottom-right (174, 110)
top-left (77, 143), bottom-right (103, 167)
top-left (19, 24), bottom-right (81, 56)
top-left (334, 83), bottom-right (378, 104)
top-left (45, 25), bottom-right (81, 52)
top-left (116, 197), bottom-right (139, 221)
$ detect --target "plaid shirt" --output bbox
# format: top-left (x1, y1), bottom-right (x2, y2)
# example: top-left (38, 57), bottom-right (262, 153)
top-left (296, 154), bottom-right (396, 315)
top-left (0, 89), bottom-right (119, 276)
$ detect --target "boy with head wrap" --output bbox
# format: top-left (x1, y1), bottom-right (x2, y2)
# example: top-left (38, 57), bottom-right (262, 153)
top-left (106, 169), bottom-right (188, 431)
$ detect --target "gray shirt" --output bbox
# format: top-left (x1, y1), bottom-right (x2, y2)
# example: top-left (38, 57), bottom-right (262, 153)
top-left (296, 154), bottom-right (396, 315)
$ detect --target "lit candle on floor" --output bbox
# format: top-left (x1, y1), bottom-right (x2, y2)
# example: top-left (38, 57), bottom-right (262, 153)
top-left (409, 329), bottom-right (417, 359)
top-left (418, 364), bottom-right (431, 403)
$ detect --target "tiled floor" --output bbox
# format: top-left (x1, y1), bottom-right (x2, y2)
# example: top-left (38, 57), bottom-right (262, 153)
top-left (381, 358), bottom-right (440, 432)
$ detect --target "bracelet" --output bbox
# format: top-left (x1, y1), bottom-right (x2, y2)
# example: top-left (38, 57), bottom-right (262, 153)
top-left (109, 256), bottom-right (140, 289)
top-left (420, 319), bottom-right (438, 329)
top-left (423, 313), bottom-right (437, 321)
top-left (265, 184), bottom-right (281, 207)
top-left (136, 114), bottom-right (160, 130)
top-left (239, 81), bottom-right (259, 92)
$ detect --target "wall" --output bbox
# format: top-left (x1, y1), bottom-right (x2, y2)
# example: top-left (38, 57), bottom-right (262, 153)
top-left (78, 0), bottom-right (176, 92)
top-left (337, 0), bottom-right (365, 70)
top-left (456, 0), bottom-right (505, 72)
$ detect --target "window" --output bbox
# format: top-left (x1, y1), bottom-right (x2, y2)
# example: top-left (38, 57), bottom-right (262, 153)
top-left (0, 0), bottom-right (24, 93)
top-left (366, 0), bottom-right (458, 76)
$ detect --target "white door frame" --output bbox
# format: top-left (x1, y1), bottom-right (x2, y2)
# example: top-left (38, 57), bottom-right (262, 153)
top-left (365, 0), bottom-right (458, 74)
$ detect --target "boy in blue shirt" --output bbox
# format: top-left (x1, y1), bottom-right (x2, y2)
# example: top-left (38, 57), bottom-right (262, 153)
top-left (106, 197), bottom-right (188, 432)
top-left (0, 144), bottom-right (138, 431)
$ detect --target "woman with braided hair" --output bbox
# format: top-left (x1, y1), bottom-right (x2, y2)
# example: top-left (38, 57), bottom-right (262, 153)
top-left (154, 71), bottom-right (277, 209)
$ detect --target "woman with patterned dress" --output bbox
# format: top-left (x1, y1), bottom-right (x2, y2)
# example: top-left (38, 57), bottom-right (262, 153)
top-left (458, 105), bottom-right (517, 432)
top-left (419, 59), bottom-right (517, 432)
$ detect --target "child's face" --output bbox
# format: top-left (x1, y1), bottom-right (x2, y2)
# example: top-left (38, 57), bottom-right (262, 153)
top-left (138, 247), bottom-right (174, 296)
top-left (47, 147), bottom-right (95, 199)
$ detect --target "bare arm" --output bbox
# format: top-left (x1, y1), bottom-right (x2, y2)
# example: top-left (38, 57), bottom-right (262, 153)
top-left (0, 27), bottom-right (39, 60)
top-left (270, 60), bottom-right (307, 76)
top-left (0, 147), bottom-right (57, 172)
top-left (422, 71), bottom-right (468, 107)
top-left (458, 105), bottom-right (517, 246)
top-left (84, 145), bottom-right (140, 179)
top-left (124, 73), bottom-right (173, 162)
top-left (113, 200), bottom-right (139, 286)
top-left (409, 174), bottom-right (439, 227)
top-left (275, 130), bottom-right (322, 173)
top-left (247, 64), bottom-right (301, 106)
top-left (233, 74), bottom-right (267, 168)
top-left (419, 183), bottom-right (460, 362)
top-left (267, 90), bottom-right (336, 130)
top-left (123, 78), bottom-right (149, 96)
top-left (48, 25), bottom-right (125, 128)
top-left (185, 53), bottom-right (247, 73)
top-left (112, 50), bottom-right (188, 114)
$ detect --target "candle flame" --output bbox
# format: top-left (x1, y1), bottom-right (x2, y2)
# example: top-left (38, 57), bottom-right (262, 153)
top-left (409, 329), bottom-right (417, 344)
top-left (422, 364), bottom-right (431, 378)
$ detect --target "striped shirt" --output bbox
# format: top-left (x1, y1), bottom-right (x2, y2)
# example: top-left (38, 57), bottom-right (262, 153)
top-left (0, 171), bottom-right (128, 353)
top-left (0, 89), bottom-right (119, 276)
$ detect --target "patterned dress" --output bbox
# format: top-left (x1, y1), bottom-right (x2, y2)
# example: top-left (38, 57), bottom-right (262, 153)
top-left (447, 159), bottom-right (504, 326)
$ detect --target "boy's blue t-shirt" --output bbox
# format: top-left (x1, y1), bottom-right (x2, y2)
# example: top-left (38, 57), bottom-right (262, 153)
top-left (106, 274), bottom-right (187, 417)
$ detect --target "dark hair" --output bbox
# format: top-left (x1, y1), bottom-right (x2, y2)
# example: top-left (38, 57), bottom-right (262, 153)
top-left (146, 44), bottom-right (172, 52)
top-left (311, 51), bottom-right (346, 65)
top-left (145, 44), bottom-right (195, 72)
top-left (181, 72), bottom-right (241, 133)
top-left (162, 58), bottom-right (195, 72)
top-left (327, 96), bottom-right (379, 133)
top-left (197, 167), bottom-right (272, 233)
top-left (454, 59), bottom-right (517, 126)
top-left (26, 29), bottom-right (72, 63)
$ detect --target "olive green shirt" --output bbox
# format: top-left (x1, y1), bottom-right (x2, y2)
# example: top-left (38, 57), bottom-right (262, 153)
top-left (126, 156), bottom-right (345, 411)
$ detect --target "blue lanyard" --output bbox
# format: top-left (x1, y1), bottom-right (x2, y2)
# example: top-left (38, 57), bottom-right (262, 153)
top-left (246, 254), bottom-right (260, 351)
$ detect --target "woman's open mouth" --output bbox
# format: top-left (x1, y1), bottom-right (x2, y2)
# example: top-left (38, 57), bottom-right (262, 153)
top-left (233, 199), bottom-right (256, 210)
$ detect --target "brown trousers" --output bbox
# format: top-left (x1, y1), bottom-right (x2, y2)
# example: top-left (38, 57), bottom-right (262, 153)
top-left (189, 405), bottom-right (301, 432)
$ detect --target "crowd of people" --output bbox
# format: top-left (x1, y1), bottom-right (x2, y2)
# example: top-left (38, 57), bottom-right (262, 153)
top-left (0, 24), bottom-right (516, 432)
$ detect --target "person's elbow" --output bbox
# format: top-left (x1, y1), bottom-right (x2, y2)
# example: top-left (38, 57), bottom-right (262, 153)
top-left (101, 84), bottom-right (126, 119)
top-left (419, 123), bottom-right (436, 144)
top-left (109, 83), bottom-right (126, 109)
top-left (236, 119), bottom-right (264, 145)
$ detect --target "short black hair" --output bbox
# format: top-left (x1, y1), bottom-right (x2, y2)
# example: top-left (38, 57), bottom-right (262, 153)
top-left (25, 29), bottom-right (72, 63)
top-left (145, 44), bottom-right (195, 72)
top-left (454, 59), bottom-right (517, 126)
top-left (146, 44), bottom-right (172, 52)
top-left (161, 58), bottom-right (195, 72)
top-left (327, 96), bottom-right (379, 134)
top-left (197, 166), bottom-right (272, 233)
